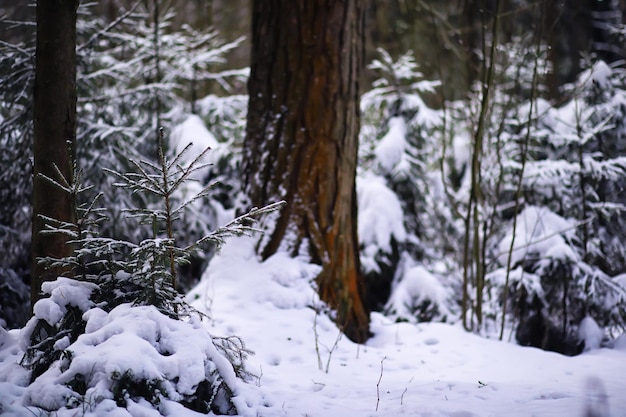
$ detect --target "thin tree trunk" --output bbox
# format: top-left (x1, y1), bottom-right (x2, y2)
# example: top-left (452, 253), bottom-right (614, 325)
top-left (31, 0), bottom-right (79, 308)
top-left (243, 0), bottom-right (369, 343)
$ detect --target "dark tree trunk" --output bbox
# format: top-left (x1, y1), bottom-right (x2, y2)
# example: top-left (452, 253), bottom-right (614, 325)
top-left (590, 0), bottom-right (623, 64)
top-left (543, 0), bottom-right (623, 100)
top-left (31, 0), bottom-right (79, 308)
top-left (461, 0), bottom-right (484, 94)
top-left (243, 0), bottom-right (369, 342)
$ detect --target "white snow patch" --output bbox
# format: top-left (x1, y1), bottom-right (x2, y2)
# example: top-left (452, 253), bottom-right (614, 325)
top-left (576, 60), bottom-right (613, 91)
top-left (578, 316), bottom-right (603, 351)
top-left (185, 235), bottom-right (626, 416)
top-left (375, 116), bottom-right (407, 172)
top-left (42, 277), bottom-right (98, 312)
top-left (357, 172), bottom-right (406, 258)
top-left (386, 264), bottom-right (452, 320)
top-left (169, 114), bottom-right (220, 181)
top-left (32, 297), bottom-right (64, 326)
top-left (498, 205), bottom-right (578, 266)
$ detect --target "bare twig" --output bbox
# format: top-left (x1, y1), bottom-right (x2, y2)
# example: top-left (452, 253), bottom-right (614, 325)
top-left (324, 330), bottom-right (342, 374)
top-left (500, 5), bottom-right (545, 339)
top-left (256, 365), bottom-right (263, 387)
top-left (400, 376), bottom-right (413, 406)
top-left (313, 307), bottom-right (323, 371)
top-left (376, 357), bottom-right (387, 411)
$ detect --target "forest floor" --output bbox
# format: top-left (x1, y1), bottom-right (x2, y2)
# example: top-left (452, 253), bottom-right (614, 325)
top-left (189, 236), bottom-right (626, 417)
top-left (1, 234), bottom-right (625, 416)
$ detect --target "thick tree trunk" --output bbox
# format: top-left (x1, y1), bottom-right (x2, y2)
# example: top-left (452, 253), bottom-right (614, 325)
top-left (31, 0), bottom-right (79, 308)
top-left (243, 0), bottom-right (369, 342)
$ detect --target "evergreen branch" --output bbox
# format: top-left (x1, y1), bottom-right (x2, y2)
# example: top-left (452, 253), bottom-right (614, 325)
top-left (107, 165), bottom-right (165, 196)
top-left (77, 0), bottom-right (142, 52)
top-left (168, 142), bottom-right (196, 168)
top-left (493, 217), bottom-right (594, 260)
top-left (0, 39), bottom-right (33, 55)
top-left (171, 183), bottom-right (216, 216)
top-left (136, 157), bottom-right (164, 175)
top-left (187, 201), bottom-right (286, 251)
top-left (168, 146), bottom-right (213, 192)
top-left (77, 82), bottom-right (181, 103)
top-left (38, 163), bottom-right (75, 194)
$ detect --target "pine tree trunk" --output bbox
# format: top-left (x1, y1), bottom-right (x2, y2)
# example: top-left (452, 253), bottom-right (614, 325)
top-left (243, 0), bottom-right (369, 343)
top-left (31, 0), bottom-right (79, 308)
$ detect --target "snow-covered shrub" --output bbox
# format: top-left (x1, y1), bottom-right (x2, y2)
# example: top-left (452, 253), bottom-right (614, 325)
top-left (357, 172), bottom-right (405, 311)
top-left (487, 62), bottom-right (626, 352)
top-left (385, 260), bottom-right (452, 323)
top-left (20, 277), bottom-right (246, 415)
top-left (17, 132), bottom-right (280, 415)
top-left (359, 48), bottom-right (460, 320)
top-left (20, 278), bottom-right (97, 380)
top-left (486, 207), bottom-right (584, 352)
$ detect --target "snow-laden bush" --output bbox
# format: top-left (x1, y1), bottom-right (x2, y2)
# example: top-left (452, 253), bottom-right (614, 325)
top-left (490, 206), bottom-right (626, 354)
top-left (19, 278), bottom-right (244, 415)
top-left (11, 126), bottom-right (281, 415)
top-left (485, 62), bottom-right (626, 352)
top-left (385, 260), bottom-right (452, 323)
top-left (359, 48), bottom-right (459, 320)
top-left (357, 172), bottom-right (405, 311)
top-left (359, 45), bottom-right (626, 351)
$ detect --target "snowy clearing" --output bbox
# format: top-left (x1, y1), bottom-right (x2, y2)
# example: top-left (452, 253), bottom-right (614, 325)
top-left (187, 236), bottom-right (626, 417)
top-left (1, 235), bottom-right (625, 417)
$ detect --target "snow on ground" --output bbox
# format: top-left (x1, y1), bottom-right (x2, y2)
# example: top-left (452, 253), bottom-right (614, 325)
top-left (189, 236), bottom-right (626, 417)
top-left (1, 235), bottom-right (625, 416)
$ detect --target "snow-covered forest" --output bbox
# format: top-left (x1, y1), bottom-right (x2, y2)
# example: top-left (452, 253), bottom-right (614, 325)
top-left (1, 1), bottom-right (626, 416)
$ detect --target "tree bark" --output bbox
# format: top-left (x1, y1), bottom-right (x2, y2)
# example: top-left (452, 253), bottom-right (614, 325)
top-left (31, 0), bottom-right (79, 308)
top-left (243, 0), bottom-right (369, 342)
